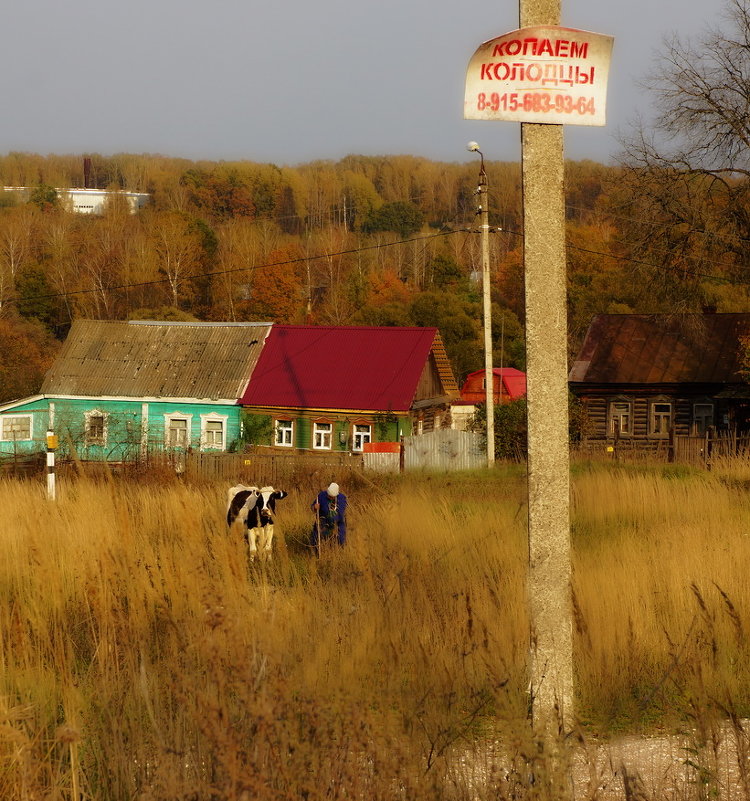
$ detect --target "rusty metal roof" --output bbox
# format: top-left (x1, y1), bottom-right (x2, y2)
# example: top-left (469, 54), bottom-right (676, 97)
top-left (41, 320), bottom-right (272, 401)
top-left (241, 325), bottom-right (458, 412)
top-left (569, 313), bottom-right (750, 386)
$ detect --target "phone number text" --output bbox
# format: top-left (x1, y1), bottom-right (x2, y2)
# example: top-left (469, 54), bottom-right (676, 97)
top-left (477, 92), bottom-right (596, 116)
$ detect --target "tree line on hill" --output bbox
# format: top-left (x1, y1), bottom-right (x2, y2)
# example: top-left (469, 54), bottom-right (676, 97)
top-left (0, 148), bottom-right (747, 406)
top-left (3, 0), bottom-right (750, 407)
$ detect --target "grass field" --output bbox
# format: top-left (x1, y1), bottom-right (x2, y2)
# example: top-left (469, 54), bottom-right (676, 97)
top-left (2, 459), bottom-right (750, 800)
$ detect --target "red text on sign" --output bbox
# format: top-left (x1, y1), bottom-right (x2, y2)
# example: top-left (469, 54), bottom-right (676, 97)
top-left (491, 37), bottom-right (589, 59)
top-left (479, 62), bottom-right (595, 86)
top-left (476, 92), bottom-right (596, 116)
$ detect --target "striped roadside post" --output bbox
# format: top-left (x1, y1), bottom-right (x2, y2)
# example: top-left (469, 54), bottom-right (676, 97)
top-left (46, 430), bottom-right (58, 501)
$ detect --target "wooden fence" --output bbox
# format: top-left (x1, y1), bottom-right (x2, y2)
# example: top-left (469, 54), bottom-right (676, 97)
top-left (11, 431), bottom-right (486, 484)
top-left (0, 452), bottom-right (45, 478)
top-left (577, 430), bottom-right (750, 465)
top-left (179, 434), bottom-right (485, 479)
top-left (45, 448), bottom-right (364, 489)
top-left (673, 430), bottom-right (750, 465)
top-left (157, 449), bottom-right (365, 487)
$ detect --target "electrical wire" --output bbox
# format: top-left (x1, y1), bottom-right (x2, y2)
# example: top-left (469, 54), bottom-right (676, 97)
top-left (4, 228), bottom-right (469, 307)
top-left (7, 218), bottom-right (750, 311)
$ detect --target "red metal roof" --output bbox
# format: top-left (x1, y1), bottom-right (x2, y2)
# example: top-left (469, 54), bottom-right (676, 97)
top-left (460, 367), bottom-right (527, 402)
top-left (569, 313), bottom-right (750, 385)
top-left (240, 325), bottom-right (441, 411)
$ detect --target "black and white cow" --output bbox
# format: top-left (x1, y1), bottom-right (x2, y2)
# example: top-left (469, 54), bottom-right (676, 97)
top-left (227, 484), bottom-right (288, 560)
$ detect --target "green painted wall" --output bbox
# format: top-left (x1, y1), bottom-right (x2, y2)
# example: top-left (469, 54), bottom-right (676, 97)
top-left (0, 399), bottom-right (50, 458)
top-left (243, 411), bottom-right (405, 453)
top-left (0, 397), bottom-right (244, 461)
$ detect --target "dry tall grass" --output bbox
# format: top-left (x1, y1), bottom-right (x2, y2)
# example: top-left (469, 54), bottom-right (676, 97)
top-left (1, 462), bottom-right (750, 800)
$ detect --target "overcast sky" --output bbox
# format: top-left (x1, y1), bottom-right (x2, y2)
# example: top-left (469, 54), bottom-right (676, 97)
top-left (0, 0), bottom-right (719, 166)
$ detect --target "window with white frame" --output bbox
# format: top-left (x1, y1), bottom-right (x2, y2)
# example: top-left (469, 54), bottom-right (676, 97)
top-left (608, 399), bottom-right (633, 436)
top-left (313, 421), bottom-right (332, 450)
top-left (1, 414), bottom-right (32, 441)
top-left (352, 423), bottom-right (372, 452)
top-left (165, 414), bottom-right (191, 448)
top-left (693, 402), bottom-right (714, 436)
top-left (650, 400), bottom-right (672, 437)
top-left (201, 414), bottom-right (227, 450)
top-left (84, 410), bottom-right (107, 446)
top-left (275, 419), bottom-right (293, 447)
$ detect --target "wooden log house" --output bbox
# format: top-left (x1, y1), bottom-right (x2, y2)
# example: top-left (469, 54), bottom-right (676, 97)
top-left (569, 313), bottom-right (750, 453)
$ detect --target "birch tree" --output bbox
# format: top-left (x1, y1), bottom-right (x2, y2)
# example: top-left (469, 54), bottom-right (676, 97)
top-left (148, 211), bottom-right (202, 309)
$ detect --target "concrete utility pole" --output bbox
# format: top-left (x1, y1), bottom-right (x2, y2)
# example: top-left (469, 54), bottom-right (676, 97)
top-left (520, 0), bottom-right (574, 732)
top-left (468, 142), bottom-right (495, 467)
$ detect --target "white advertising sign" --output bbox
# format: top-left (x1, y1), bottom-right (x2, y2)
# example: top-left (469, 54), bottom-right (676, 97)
top-left (464, 26), bottom-right (614, 126)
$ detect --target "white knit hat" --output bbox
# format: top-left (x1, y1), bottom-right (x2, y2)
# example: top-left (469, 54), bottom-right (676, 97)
top-left (327, 482), bottom-right (339, 497)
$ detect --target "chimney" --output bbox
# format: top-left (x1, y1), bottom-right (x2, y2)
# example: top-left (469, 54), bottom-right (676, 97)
top-left (83, 157), bottom-right (92, 189)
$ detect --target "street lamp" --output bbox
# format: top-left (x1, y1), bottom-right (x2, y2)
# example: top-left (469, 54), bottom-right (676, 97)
top-left (467, 141), bottom-right (495, 467)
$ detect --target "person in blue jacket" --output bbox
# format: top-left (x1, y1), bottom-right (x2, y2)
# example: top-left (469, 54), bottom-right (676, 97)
top-left (311, 482), bottom-right (347, 547)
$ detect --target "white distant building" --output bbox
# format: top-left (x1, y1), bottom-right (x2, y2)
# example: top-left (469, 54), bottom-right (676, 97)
top-left (61, 187), bottom-right (150, 214)
top-left (2, 186), bottom-right (150, 214)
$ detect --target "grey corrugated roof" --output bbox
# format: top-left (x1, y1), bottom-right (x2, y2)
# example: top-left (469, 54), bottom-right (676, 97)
top-left (569, 313), bottom-right (750, 385)
top-left (41, 320), bottom-right (272, 401)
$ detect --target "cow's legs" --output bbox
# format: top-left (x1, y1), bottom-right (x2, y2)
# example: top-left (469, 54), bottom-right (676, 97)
top-left (247, 527), bottom-right (258, 561)
top-left (257, 524), bottom-right (274, 559)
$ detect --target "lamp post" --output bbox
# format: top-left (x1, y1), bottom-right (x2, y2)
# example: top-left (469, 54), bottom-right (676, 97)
top-left (467, 142), bottom-right (495, 467)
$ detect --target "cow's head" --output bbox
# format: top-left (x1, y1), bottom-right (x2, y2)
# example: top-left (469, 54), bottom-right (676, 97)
top-left (255, 486), bottom-right (288, 525)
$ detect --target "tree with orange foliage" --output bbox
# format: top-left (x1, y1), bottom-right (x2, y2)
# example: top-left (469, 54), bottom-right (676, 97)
top-left (239, 247), bottom-right (303, 323)
top-left (0, 317), bottom-right (59, 403)
top-left (350, 268), bottom-right (414, 326)
top-left (365, 268), bottom-right (412, 307)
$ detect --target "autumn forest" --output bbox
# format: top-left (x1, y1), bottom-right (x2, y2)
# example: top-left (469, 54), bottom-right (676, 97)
top-left (0, 147), bottom-right (748, 405)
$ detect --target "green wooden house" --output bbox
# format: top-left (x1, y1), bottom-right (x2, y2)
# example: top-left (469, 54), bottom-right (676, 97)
top-left (0, 319), bottom-right (271, 462)
top-left (239, 325), bottom-right (459, 453)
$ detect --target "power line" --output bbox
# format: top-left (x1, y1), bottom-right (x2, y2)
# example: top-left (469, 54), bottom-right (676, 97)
top-left (498, 224), bottom-right (749, 287)
top-left (8, 229), bottom-right (467, 306)
top-left (8, 220), bottom-right (750, 312)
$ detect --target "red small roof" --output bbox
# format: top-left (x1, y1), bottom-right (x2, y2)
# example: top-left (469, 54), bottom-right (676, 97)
top-left (461, 367), bottom-right (527, 400)
top-left (241, 325), bottom-right (442, 411)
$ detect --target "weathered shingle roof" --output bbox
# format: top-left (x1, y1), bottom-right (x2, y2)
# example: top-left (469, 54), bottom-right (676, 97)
top-left (569, 313), bottom-right (750, 385)
top-left (41, 320), bottom-right (272, 401)
top-left (241, 325), bottom-right (457, 412)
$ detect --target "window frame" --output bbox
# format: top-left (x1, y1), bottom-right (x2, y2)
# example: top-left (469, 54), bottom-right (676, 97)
top-left (84, 409), bottom-right (108, 447)
top-left (607, 398), bottom-right (633, 437)
top-left (164, 412), bottom-right (192, 449)
top-left (312, 421), bottom-right (333, 450)
top-left (274, 419), bottom-right (294, 448)
top-left (200, 413), bottom-right (228, 451)
top-left (0, 414), bottom-right (33, 442)
top-left (352, 423), bottom-right (372, 453)
top-left (649, 398), bottom-right (673, 438)
top-left (692, 401), bottom-right (714, 436)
